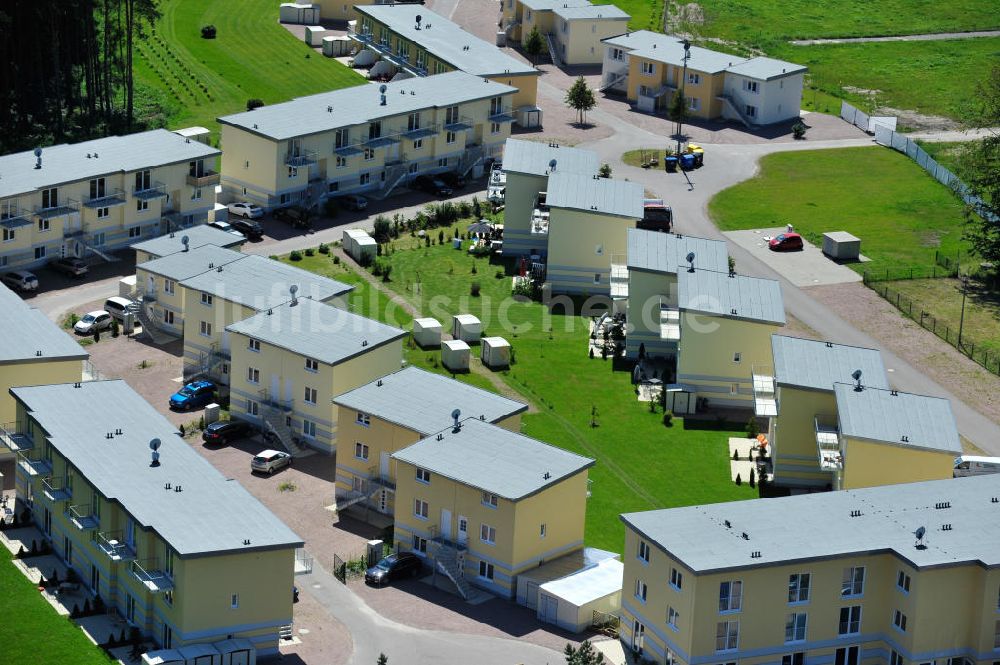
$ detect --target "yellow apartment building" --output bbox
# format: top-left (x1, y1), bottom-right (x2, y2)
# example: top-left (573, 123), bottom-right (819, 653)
top-left (500, 0), bottom-right (630, 66)
top-left (500, 138), bottom-right (600, 258)
top-left (674, 268), bottom-right (785, 409)
top-left (331, 365), bottom-right (527, 517)
top-left (131, 226), bottom-right (245, 266)
top-left (217, 72), bottom-right (517, 209)
top-left (543, 172), bottom-right (645, 295)
top-left (0, 129), bottom-right (221, 271)
top-left (9, 380), bottom-right (301, 658)
top-left (619, 474), bottom-right (1000, 665)
top-left (175, 254), bottom-right (352, 384)
top-left (617, 228), bottom-right (730, 359)
top-left (392, 417), bottom-right (594, 599)
top-left (226, 296), bottom-right (405, 455)
top-left (351, 5), bottom-right (541, 117)
top-left (601, 31), bottom-right (806, 127)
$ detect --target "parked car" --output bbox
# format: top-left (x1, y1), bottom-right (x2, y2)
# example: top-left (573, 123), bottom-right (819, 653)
top-left (413, 175), bottom-right (453, 197)
top-left (439, 171), bottom-right (466, 189)
top-left (2, 270), bottom-right (39, 292)
top-left (338, 194), bottom-right (368, 211)
top-left (74, 310), bottom-right (113, 335)
top-left (169, 380), bottom-right (217, 411)
top-left (768, 233), bottom-right (804, 252)
top-left (230, 218), bottom-right (263, 240)
top-left (272, 206), bottom-right (312, 229)
top-left (104, 296), bottom-right (138, 323)
top-left (365, 552), bottom-right (422, 585)
top-left (202, 420), bottom-right (252, 445)
top-left (251, 449), bottom-right (293, 475)
top-left (208, 220), bottom-right (246, 237)
top-left (51, 257), bottom-right (89, 277)
top-left (227, 202), bottom-right (264, 219)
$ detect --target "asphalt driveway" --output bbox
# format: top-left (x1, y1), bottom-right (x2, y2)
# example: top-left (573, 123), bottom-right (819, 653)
top-left (724, 227), bottom-right (864, 287)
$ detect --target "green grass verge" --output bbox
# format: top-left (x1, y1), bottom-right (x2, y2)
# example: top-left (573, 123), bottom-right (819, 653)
top-left (621, 148), bottom-right (671, 168)
top-left (914, 141), bottom-right (968, 173)
top-left (709, 147), bottom-right (971, 273)
top-left (882, 278), bottom-right (1000, 355)
top-left (135, 0), bottom-right (364, 141)
top-left (0, 550), bottom-right (112, 664)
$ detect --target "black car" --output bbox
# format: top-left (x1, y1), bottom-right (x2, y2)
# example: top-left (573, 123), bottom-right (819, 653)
top-left (51, 257), bottom-right (89, 277)
top-left (439, 171), bottom-right (466, 189)
top-left (413, 175), bottom-right (453, 197)
top-left (273, 206), bottom-right (312, 229)
top-left (364, 552), bottom-right (422, 585)
top-left (201, 420), bottom-right (252, 445)
top-left (230, 218), bottom-right (263, 240)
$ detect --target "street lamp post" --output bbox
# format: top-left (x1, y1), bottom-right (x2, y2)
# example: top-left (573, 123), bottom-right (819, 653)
top-left (675, 39), bottom-right (691, 156)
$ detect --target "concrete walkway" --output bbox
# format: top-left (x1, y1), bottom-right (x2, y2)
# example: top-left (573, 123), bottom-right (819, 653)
top-left (791, 29), bottom-right (1000, 45)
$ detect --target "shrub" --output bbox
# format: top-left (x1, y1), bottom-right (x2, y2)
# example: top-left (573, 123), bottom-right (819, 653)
top-left (198, 415), bottom-right (205, 430)
top-left (792, 121), bottom-right (807, 139)
top-left (663, 410), bottom-right (673, 426)
top-left (373, 215), bottom-right (391, 242)
top-left (179, 424), bottom-right (186, 437)
top-left (732, 448), bottom-right (739, 461)
top-left (318, 243), bottom-right (329, 254)
top-left (201, 25), bottom-right (217, 39)
top-left (358, 252), bottom-right (373, 268)
top-left (735, 473), bottom-right (742, 486)
top-left (289, 249), bottom-right (303, 261)
top-left (749, 469), bottom-right (756, 488)
top-left (305, 247), bottom-right (315, 257)
top-left (472, 197), bottom-right (482, 218)
top-left (598, 163), bottom-right (613, 178)
top-left (470, 281), bottom-right (481, 297)
top-left (333, 255), bottom-right (341, 265)
top-left (470, 262), bottom-right (478, 275)
top-left (438, 229), bottom-right (445, 244)
top-left (246, 98), bottom-right (264, 111)
top-left (495, 269), bottom-right (504, 279)
top-left (93, 330), bottom-right (100, 343)
top-left (746, 417), bottom-right (759, 439)
top-left (589, 347), bottom-right (595, 359)
top-left (110, 319), bottom-right (120, 338)
top-left (381, 264), bottom-right (393, 282)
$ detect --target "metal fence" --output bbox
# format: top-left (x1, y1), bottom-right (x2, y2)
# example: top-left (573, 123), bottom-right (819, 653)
top-left (840, 100), bottom-right (896, 134)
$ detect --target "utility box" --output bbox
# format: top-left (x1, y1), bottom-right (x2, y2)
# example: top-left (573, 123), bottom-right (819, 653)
top-left (366, 540), bottom-right (383, 567)
top-left (119, 274), bottom-right (137, 297)
top-left (279, 3), bottom-right (320, 24)
top-left (442, 340), bottom-right (471, 372)
top-left (213, 638), bottom-right (256, 665)
top-left (204, 403), bottom-right (221, 425)
top-left (413, 318), bottom-right (442, 348)
top-left (822, 231), bottom-right (861, 261)
top-left (323, 35), bottom-right (352, 57)
top-left (451, 314), bottom-right (482, 343)
top-left (304, 26), bottom-right (327, 46)
top-left (481, 336), bottom-right (511, 369)
top-left (141, 649), bottom-right (184, 665)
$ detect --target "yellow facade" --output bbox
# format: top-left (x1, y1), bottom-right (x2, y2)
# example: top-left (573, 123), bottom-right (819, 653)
top-left (501, 170), bottom-right (550, 257)
top-left (181, 292), bottom-right (257, 380)
top-left (839, 437), bottom-right (956, 490)
top-left (625, 54), bottom-right (725, 120)
top-left (770, 385), bottom-right (837, 488)
top-left (0, 359), bottom-right (83, 424)
top-left (624, 268), bottom-right (678, 358)
top-left (135, 266), bottom-right (189, 337)
top-left (555, 16), bottom-right (630, 66)
top-left (546, 208), bottom-right (637, 295)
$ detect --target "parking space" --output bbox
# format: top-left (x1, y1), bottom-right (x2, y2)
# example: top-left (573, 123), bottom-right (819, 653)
top-left (724, 227), bottom-right (865, 287)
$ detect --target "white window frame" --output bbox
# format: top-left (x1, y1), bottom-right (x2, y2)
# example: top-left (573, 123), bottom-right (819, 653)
top-left (839, 605), bottom-right (862, 635)
top-left (896, 570), bottom-right (911, 594)
top-left (302, 419), bottom-right (316, 438)
top-left (667, 606), bottom-right (679, 631)
top-left (688, 72), bottom-right (701, 85)
top-left (638, 540), bottom-right (650, 563)
top-left (785, 612), bottom-right (807, 643)
top-left (446, 131), bottom-right (457, 144)
top-left (841, 566), bottom-right (865, 598)
top-left (38, 218), bottom-right (50, 232)
top-left (412, 139), bottom-right (423, 150)
top-left (97, 207), bottom-right (110, 219)
top-left (892, 609), bottom-right (907, 633)
top-left (336, 156), bottom-right (347, 168)
top-left (788, 573), bottom-right (810, 604)
top-left (539, 523), bottom-right (546, 538)
top-left (136, 199), bottom-right (149, 212)
top-left (416, 468), bottom-right (431, 484)
top-left (230, 593), bottom-right (239, 609)
top-left (164, 279), bottom-right (175, 295)
top-left (355, 442), bottom-right (369, 460)
top-left (670, 567), bottom-right (683, 590)
top-left (304, 386), bottom-right (317, 404)
top-left (248, 338), bottom-right (260, 352)
top-left (163, 310), bottom-right (175, 325)
top-left (356, 412), bottom-right (371, 427)
top-left (200, 320), bottom-right (212, 337)
top-left (635, 578), bottom-right (648, 603)
top-left (247, 399), bottom-right (259, 416)
top-left (719, 580), bottom-right (742, 613)
top-left (247, 367), bottom-right (260, 384)
top-left (641, 61), bottom-right (655, 75)
top-left (414, 499), bottom-right (429, 519)
top-left (482, 491), bottom-right (498, 508)
top-left (746, 104), bottom-right (758, 119)
top-left (687, 96), bottom-right (701, 111)
top-left (305, 357), bottom-right (319, 372)
top-left (715, 620), bottom-right (739, 652)
top-left (201, 292), bottom-right (213, 306)
top-left (479, 560), bottom-right (494, 580)
top-left (480, 523), bottom-right (496, 544)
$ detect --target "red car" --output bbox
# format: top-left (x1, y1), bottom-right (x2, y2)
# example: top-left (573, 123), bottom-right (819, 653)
top-left (769, 232), bottom-right (804, 252)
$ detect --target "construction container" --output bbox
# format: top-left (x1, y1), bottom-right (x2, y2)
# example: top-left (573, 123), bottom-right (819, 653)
top-left (481, 336), bottom-right (511, 369)
top-left (356, 236), bottom-right (377, 263)
top-left (119, 274), bottom-right (137, 298)
top-left (441, 340), bottom-right (471, 372)
top-left (213, 638), bottom-right (256, 665)
top-left (279, 3), bottom-right (320, 24)
top-left (451, 314), bottom-right (482, 343)
top-left (413, 318), bottom-right (442, 348)
top-left (822, 231), bottom-right (861, 261)
top-left (304, 26), bottom-right (328, 46)
top-left (323, 36), bottom-right (352, 58)
top-left (342, 228), bottom-right (376, 263)
top-left (178, 644), bottom-right (222, 665)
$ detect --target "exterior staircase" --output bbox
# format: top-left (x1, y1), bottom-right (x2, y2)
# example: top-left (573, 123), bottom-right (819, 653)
top-left (599, 71), bottom-right (628, 92)
top-left (545, 33), bottom-right (563, 67)
top-left (458, 145), bottom-right (485, 178)
top-left (503, 18), bottom-right (521, 36)
top-left (434, 547), bottom-right (470, 599)
top-left (279, 624), bottom-right (293, 641)
top-left (81, 242), bottom-right (120, 263)
top-left (716, 94), bottom-right (753, 128)
top-left (134, 302), bottom-right (178, 345)
top-left (261, 410), bottom-right (306, 457)
top-left (375, 163), bottom-right (410, 200)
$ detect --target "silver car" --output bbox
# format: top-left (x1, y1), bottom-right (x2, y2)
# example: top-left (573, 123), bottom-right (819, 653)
top-left (74, 310), bottom-right (113, 335)
top-left (251, 449), bottom-right (292, 475)
top-left (2, 270), bottom-right (39, 292)
top-left (227, 202), bottom-right (264, 219)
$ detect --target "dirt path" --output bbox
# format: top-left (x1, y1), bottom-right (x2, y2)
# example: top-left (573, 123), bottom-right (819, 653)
top-left (790, 29), bottom-right (1000, 45)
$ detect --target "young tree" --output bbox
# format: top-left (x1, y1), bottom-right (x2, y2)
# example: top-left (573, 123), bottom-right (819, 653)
top-left (523, 26), bottom-right (545, 65)
top-left (377, 654), bottom-right (388, 665)
top-left (565, 640), bottom-right (606, 665)
top-left (598, 163), bottom-right (613, 178)
top-left (565, 76), bottom-right (597, 125)
top-left (668, 90), bottom-right (687, 125)
top-left (957, 65), bottom-right (1000, 278)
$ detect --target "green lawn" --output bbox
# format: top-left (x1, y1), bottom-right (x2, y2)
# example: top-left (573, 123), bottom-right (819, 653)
top-left (914, 141), bottom-right (967, 173)
top-left (709, 146), bottom-right (971, 273)
top-left (882, 278), bottom-right (1000, 355)
top-left (135, 0), bottom-right (364, 141)
top-left (0, 550), bottom-right (112, 664)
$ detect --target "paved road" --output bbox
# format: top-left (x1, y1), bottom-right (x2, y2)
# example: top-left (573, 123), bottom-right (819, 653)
top-left (790, 29), bottom-right (1000, 45)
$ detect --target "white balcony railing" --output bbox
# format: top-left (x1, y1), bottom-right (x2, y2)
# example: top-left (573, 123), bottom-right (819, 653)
top-left (752, 365), bottom-right (777, 417)
top-left (815, 415), bottom-right (842, 471)
top-left (97, 531), bottom-right (137, 562)
top-left (41, 476), bottom-right (72, 502)
top-left (67, 504), bottom-right (99, 530)
top-left (131, 559), bottom-right (174, 593)
top-left (16, 450), bottom-right (52, 476)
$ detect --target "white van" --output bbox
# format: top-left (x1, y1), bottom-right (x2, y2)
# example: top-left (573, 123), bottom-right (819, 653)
top-left (104, 296), bottom-right (138, 323)
top-left (953, 455), bottom-right (1000, 477)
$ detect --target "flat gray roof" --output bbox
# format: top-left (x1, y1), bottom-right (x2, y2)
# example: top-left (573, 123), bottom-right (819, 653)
top-left (218, 72), bottom-right (516, 142)
top-left (621, 474), bottom-right (1000, 573)
top-left (179, 255), bottom-right (352, 310)
top-left (771, 335), bottom-right (889, 392)
top-left (501, 139), bottom-right (599, 177)
top-left (519, 0), bottom-right (590, 11)
top-left (356, 5), bottom-right (537, 77)
top-left (0, 284), bottom-right (88, 364)
top-left (626, 228), bottom-right (729, 274)
top-left (137, 245), bottom-right (245, 282)
top-left (834, 383), bottom-right (961, 453)
top-left (554, 4), bottom-right (630, 20)
top-left (725, 56), bottom-right (807, 81)
top-left (677, 268), bottom-right (785, 325)
top-left (226, 297), bottom-right (404, 366)
top-left (131, 227), bottom-right (245, 259)
top-left (11, 381), bottom-right (302, 557)
top-left (0, 129), bottom-right (220, 199)
top-left (545, 172), bottom-right (644, 219)
top-left (332, 366), bottom-right (527, 435)
top-left (393, 418), bottom-right (594, 500)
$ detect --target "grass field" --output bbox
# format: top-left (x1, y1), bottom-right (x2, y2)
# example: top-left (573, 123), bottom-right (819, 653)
top-left (883, 278), bottom-right (1000, 355)
top-left (134, 0), bottom-right (364, 140)
top-left (622, 148), bottom-right (671, 168)
top-left (290, 241), bottom-right (756, 552)
top-left (0, 551), bottom-right (112, 664)
top-left (915, 141), bottom-right (968, 173)
top-left (709, 147), bottom-right (971, 273)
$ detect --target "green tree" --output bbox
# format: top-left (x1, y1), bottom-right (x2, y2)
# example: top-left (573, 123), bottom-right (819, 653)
top-left (565, 640), bottom-right (605, 665)
top-left (376, 654), bottom-right (388, 665)
top-left (668, 90), bottom-right (687, 125)
top-left (598, 163), bottom-right (613, 178)
top-left (523, 26), bottom-right (545, 64)
top-left (565, 76), bottom-right (596, 125)
top-left (957, 65), bottom-right (1000, 277)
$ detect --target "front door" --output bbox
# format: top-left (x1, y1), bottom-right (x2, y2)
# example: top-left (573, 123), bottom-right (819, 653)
top-left (91, 564), bottom-right (100, 595)
top-left (440, 508), bottom-right (452, 541)
top-left (632, 620), bottom-right (645, 653)
top-left (43, 507), bottom-right (51, 535)
top-left (270, 375), bottom-right (280, 404)
top-left (835, 647), bottom-right (860, 665)
top-left (379, 451), bottom-right (390, 479)
top-left (457, 515), bottom-right (468, 546)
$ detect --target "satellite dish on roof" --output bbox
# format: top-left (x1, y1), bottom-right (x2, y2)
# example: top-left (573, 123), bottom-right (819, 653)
top-left (379, 84), bottom-right (387, 93)
top-left (290, 284), bottom-right (299, 305)
top-left (914, 526), bottom-right (927, 549)
top-left (851, 369), bottom-right (863, 391)
top-left (181, 235), bottom-right (190, 251)
top-left (149, 438), bottom-right (161, 467)
top-left (34, 147), bottom-right (43, 169)
top-left (548, 158), bottom-right (557, 173)
top-left (451, 408), bottom-right (462, 431)
top-left (149, 438), bottom-right (161, 451)
top-left (686, 251), bottom-right (696, 272)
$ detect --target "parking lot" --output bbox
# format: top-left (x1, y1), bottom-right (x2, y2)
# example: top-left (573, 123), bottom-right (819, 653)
top-left (724, 227), bottom-right (865, 287)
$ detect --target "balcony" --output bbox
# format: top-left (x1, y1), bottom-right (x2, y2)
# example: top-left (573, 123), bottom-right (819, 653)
top-left (133, 182), bottom-right (168, 200)
top-left (41, 476), bottom-right (72, 502)
top-left (443, 115), bottom-right (475, 132)
top-left (363, 135), bottom-right (400, 149)
top-left (16, 450), bottom-right (52, 476)
top-left (1, 423), bottom-right (34, 453)
top-left (752, 365), bottom-right (777, 417)
top-left (187, 170), bottom-right (220, 187)
top-left (815, 415), bottom-right (843, 471)
top-left (367, 467), bottom-right (396, 492)
top-left (609, 260), bottom-right (628, 300)
top-left (67, 504), bottom-right (99, 530)
top-left (34, 198), bottom-right (80, 219)
top-left (659, 298), bottom-right (681, 341)
top-left (131, 558), bottom-right (174, 593)
top-left (284, 151), bottom-right (317, 167)
top-left (0, 209), bottom-right (33, 231)
top-left (97, 531), bottom-right (137, 562)
top-left (402, 122), bottom-right (440, 140)
top-left (488, 106), bottom-right (516, 123)
top-left (83, 189), bottom-right (127, 209)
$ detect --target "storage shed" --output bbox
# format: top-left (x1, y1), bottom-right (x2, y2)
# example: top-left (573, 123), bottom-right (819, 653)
top-left (213, 638), bottom-right (256, 665)
top-left (279, 3), bottom-right (320, 24)
top-left (356, 236), bottom-right (377, 263)
top-left (178, 644), bottom-right (222, 665)
top-left (481, 336), bottom-right (511, 369)
top-left (537, 558), bottom-right (624, 633)
top-left (451, 314), bottom-right (482, 343)
top-left (323, 35), bottom-right (353, 58)
top-left (304, 26), bottom-right (328, 47)
top-left (342, 229), bottom-right (376, 263)
top-left (413, 317), bottom-right (442, 348)
top-left (441, 339), bottom-right (471, 372)
top-left (142, 650), bottom-right (184, 665)
top-left (822, 231), bottom-right (861, 261)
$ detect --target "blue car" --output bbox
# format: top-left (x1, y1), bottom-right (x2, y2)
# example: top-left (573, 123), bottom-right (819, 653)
top-left (169, 381), bottom-right (217, 411)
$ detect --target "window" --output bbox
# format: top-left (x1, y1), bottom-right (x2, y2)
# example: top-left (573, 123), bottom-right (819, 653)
top-left (687, 97), bottom-right (701, 111)
top-left (201, 292), bottom-right (213, 306)
top-left (719, 580), bottom-right (742, 612)
top-left (412, 139), bottom-right (423, 150)
top-left (368, 121), bottom-right (382, 140)
top-left (785, 613), bottom-right (807, 642)
top-left (783, 654), bottom-right (805, 665)
top-left (336, 156), bottom-right (347, 168)
top-left (595, 244), bottom-right (604, 256)
top-left (2, 228), bottom-right (13, 242)
top-left (34, 246), bottom-right (46, 260)
top-left (838, 605), bottom-right (861, 635)
top-left (632, 620), bottom-right (645, 652)
top-left (304, 387), bottom-right (317, 404)
top-left (335, 129), bottom-right (350, 149)
top-left (593, 273), bottom-right (601, 284)
top-left (302, 420), bottom-right (316, 438)
top-left (892, 610), bottom-right (907, 632)
top-left (479, 561), bottom-right (494, 580)
top-left (635, 579), bottom-right (648, 602)
top-left (482, 491), bottom-right (498, 508)
top-left (490, 122), bottom-right (501, 134)
top-left (638, 540), bottom-right (650, 563)
top-left (836, 646), bottom-right (860, 665)
top-left (540, 523), bottom-right (546, 538)
top-left (687, 72), bottom-right (701, 85)
top-left (788, 573), bottom-right (810, 603)
top-left (97, 207), bottom-right (110, 219)
top-left (407, 112), bottom-right (420, 131)
top-left (191, 187), bottom-right (203, 201)
top-left (163, 310), bottom-right (175, 325)
top-left (414, 499), bottom-right (429, 519)
top-left (364, 148), bottom-right (375, 161)
top-left (355, 443), bottom-right (369, 460)
top-left (890, 652), bottom-right (904, 665)
top-left (230, 594), bottom-right (239, 609)
top-left (437, 158), bottom-right (448, 168)
top-left (90, 177), bottom-right (107, 200)
top-left (247, 400), bottom-right (259, 416)
top-left (733, 352), bottom-right (742, 363)
top-left (667, 607), bottom-right (679, 630)
top-left (412, 535), bottom-right (427, 553)
top-left (489, 96), bottom-right (503, 116)
top-left (841, 566), bottom-right (865, 597)
top-left (305, 357), bottom-right (318, 371)
top-left (135, 170), bottom-right (153, 192)
top-left (670, 567), bottom-right (683, 590)
top-left (480, 524), bottom-right (496, 544)
top-left (164, 590), bottom-right (174, 608)
top-left (280, 193), bottom-right (292, 205)
top-left (896, 570), bottom-right (911, 593)
top-left (715, 620), bottom-right (739, 652)
top-left (638, 85), bottom-right (650, 97)
top-left (136, 199), bottom-right (149, 212)
top-left (165, 280), bottom-right (176, 295)
top-left (360, 173), bottom-right (371, 186)
top-left (247, 367), bottom-right (260, 384)
top-left (248, 339), bottom-right (260, 352)
top-left (200, 321), bottom-right (212, 336)
top-left (743, 79), bottom-right (759, 94)
top-left (128, 226), bottom-right (141, 238)
top-left (37, 218), bottom-right (50, 232)
top-left (611, 47), bottom-right (624, 61)
top-left (356, 411), bottom-right (371, 427)
top-left (995, 620), bottom-right (1000, 649)
top-left (42, 187), bottom-right (59, 209)
top-left (416, 468), bottom-right (431, 483)
top-left (641, 61), bottom-right (655, 75)
top-left (745, 105), bottom-right (758, 119)
top-left (92, 232), bottom-right (105, 246)
top-left (446, 130), bottom-right (457, 144)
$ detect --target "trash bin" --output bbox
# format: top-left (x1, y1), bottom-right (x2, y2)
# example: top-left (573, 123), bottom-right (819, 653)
top-left (679, 153), bottom-right (696, 171)
top-left (664, 156), bottom-right (678, 172)
top-left (687, 144), bottom-right (705, 167)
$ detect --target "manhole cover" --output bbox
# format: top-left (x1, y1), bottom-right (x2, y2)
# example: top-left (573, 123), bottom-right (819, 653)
top-left (312, 583), bottom-right (322, 589)
top-left (299, 629), bottom-right (310, 635)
